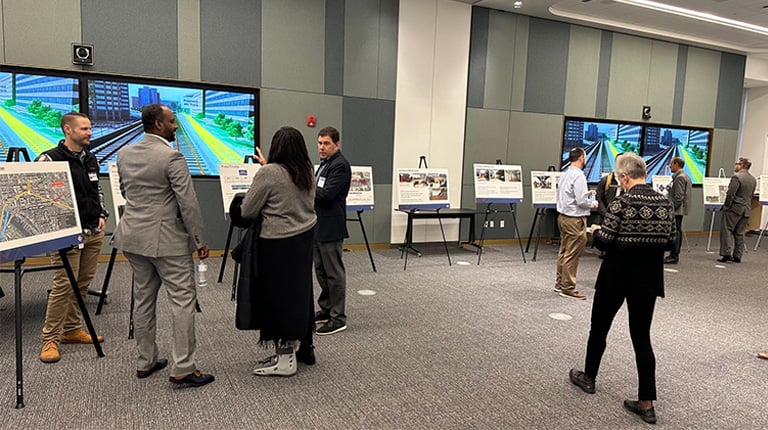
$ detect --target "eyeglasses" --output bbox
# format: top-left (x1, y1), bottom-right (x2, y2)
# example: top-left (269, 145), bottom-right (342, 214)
top-left (735, 163), bottom-right (742, 166)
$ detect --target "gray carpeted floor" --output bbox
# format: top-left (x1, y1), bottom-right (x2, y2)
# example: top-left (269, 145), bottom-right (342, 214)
top-left (1, 234), bottom-right (767, 429)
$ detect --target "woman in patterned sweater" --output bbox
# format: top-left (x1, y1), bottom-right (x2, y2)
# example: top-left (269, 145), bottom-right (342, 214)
top-left (569, 152), bottom-right (675, 425)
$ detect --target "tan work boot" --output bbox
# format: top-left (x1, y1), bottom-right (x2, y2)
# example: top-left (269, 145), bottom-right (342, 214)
top-left (40, 341), bottom-right (60, 363)
top-left (60, 329), bottom-right (104, 344)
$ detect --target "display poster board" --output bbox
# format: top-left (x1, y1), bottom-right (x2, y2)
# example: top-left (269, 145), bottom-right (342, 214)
top-left (348, 166), bottom-right (374, 211)
top-left (530, 170), bottom-right (562, 208)
top-left (473, 163), bottom-right (523, 204)
top-left (219, 163), bottom-right (261, 220)
top-left (760, 175), bottom-right (768, 204)
top-left (396, 168), bottom-right (450, 210)
top-left (0, 162), bottom-right (83, 263)
top-left (107, 162), bottom-right (126, 225)
top-left (652, 175), bottom-right (673, 198)
top-left (702, 177), bottom-right (731, 209)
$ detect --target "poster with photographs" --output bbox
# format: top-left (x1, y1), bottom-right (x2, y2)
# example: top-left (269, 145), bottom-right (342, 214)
top-left (219, 163), bottom-right (261, 220)
top-left (396, 168), bottom-right (450, 210)
top-left (107, 162), bottom-right (126, 225)
top-left (652, 175), bottom-right (673, 198)
top-left (530, 170), bottom-right (562, 208)
top-left (759, 175), bottom-right (768, 204)
top-left (348, 166), bottom-right (374, 211)
top-left (473, 163), bottom-right (523, 203)
top-left (702, 177), bottom-right (731, 208)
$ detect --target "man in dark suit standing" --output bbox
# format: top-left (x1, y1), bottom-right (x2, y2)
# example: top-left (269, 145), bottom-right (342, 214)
top-left (313, 126), bottom-right (351, 335)
top-left (718, 157), bottom-right (757, 263)
top-left (664, 157), bottom-right (692, 264)
top-left (113, 104), bottom-right (214, 387)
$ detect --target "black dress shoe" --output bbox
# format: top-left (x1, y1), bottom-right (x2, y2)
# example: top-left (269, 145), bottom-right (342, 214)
top-left (569, 368), bottom-right (595, 394)
top-left (663, 256), bottom-right (678, 264)
top-left (732, 256), bottom-right (741, 263)
top-left (137, 358), bottom-right (168, 379)
top-left (623, 399), bottom-right (657, 424)
top-left (717, 256), bottom-right (732, 263)
top-left (297, 345), bottom-right (316, 365)
top-left (169, 370), bottom-right (215, 387)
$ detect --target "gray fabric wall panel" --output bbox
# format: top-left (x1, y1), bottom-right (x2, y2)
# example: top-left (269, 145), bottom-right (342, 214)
top-left (326, 0), bottom-right (345, 96)
top-left (594, 31), bottom-right (612, 118)
top-left (715, 53), bottom-right (746, 130)
top-left (606, 34), bottom-right (652, 121)
top-left (467, 7), bottom-right (489, 108)
top-left (371, 184), bottom-right (392, 243)
top-left (81, 0), bottom-right (177, 77)
top-left (509, 16), bottom-right (529, 112)
top-left (342, 97), bottom-right (395, 184)
top-left (564, 25), bottom-right (601, 117)
top-left (523, 18), bottom-right (568, 115)
top-left (672, 45), bottom-right (688, 125)
top-left (710, 128), bottom-right (739, 176)
top-left (463, 108), bottom-right (510, 186)
top-left (262, 0), bottom-right (324, 92)
top-left (681, 47), bottom-right (720, 127)
top-left (259, 89), bottom-right (342, 161)
top-left (200, 0), bottom-right (260, 87)
top-left (646, 40), bottom-right (678, 124)
top-left (484, 11), bottom-right (518, 110)
top-left (344, 0), bottom-right (379, 98)
top-left (377, 0), bottom-right (399, 100)
top-left (3, 0), bottom-right (80, 69)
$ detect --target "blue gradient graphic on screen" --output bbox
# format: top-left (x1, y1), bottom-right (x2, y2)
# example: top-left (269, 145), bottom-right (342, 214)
top-left (643, 126), bottom-right (709, 184)
top-left (88, 80), bottom-right (255, 176)
top-left (0, 72), bottom-right (79, 161)
top-left (562, 119), bottom-right (640, 183)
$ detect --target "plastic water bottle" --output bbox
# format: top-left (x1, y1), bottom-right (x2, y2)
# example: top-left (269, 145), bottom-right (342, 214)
top-left (196, 260), bottom-right (208, 288)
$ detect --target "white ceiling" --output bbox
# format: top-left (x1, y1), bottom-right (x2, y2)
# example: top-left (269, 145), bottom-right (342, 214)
top-left (455, 0), bottom-right (768, 86)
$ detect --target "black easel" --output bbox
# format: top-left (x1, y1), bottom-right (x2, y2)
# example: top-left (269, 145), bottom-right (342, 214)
top-left (218, 155), bottom-right (258, 296)
top-left (525, 166), bottom-right (558, 261)
top-left (2, 251), bottom-right (105, 408)
top-left (346, 209), bottom-right (377, 272)
top-left (399, 156), bottom-right (451, 270)
top-left (475, 162), bottom-right (526, 264)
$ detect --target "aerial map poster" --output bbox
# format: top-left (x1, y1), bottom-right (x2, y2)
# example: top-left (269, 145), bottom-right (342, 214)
top-left (0, 162), bottom-right (82, 263)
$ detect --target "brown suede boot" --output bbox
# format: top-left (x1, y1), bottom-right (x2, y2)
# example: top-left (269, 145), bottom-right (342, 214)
top-left (40, 341), bottom-right (60, 363)
top-left (60, 329), bottom-right (104, 344)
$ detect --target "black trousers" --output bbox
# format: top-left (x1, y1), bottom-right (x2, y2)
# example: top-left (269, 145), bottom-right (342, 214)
top-left (584, 291), bottom-right (658, 400)
top-left (670, 215), bottom-right (683, 258)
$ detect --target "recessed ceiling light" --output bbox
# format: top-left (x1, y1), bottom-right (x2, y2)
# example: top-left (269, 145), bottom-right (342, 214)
top-left (614, 0), bottom-right (768, 37)
top-left (513, 1), bottom-right (523, 9)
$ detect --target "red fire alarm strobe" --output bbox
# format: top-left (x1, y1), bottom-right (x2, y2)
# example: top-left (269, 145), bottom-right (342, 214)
top-left (307, 115), bottom-right (316, 127)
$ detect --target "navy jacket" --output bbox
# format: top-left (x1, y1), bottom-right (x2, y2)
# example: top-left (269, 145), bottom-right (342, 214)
top-left (314, 151), bottom-right (351, 242)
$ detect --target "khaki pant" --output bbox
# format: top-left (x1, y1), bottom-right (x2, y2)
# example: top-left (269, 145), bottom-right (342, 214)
top-left (42, 230), bottom-right (105, 342)
top-left (556, 214), bottom-right (587, 291)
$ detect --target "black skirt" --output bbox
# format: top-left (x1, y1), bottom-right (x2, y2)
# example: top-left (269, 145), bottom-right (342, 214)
top-left (254, 227), bottom-right (315, 344)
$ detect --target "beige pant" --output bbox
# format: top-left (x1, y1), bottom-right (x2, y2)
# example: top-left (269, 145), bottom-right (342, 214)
top-left (556, 214), bottom-right (587, 291)
top-left (41, 231), bottom-right (105, 342)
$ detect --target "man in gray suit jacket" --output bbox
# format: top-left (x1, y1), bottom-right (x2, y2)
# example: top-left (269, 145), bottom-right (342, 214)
top-left (664, 157), bottom-right (692, 264)
top-left (718, 157), bottom-right (757, 263)
top-left (113, 104), bottom-right (214, 387)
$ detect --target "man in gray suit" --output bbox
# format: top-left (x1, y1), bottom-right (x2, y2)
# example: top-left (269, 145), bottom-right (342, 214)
top-left (113, 104), bottom-right (214, 387)
top-left (664, 157), bottom-right (692, 264)
top-left (718, 157), bottom-right (757, 263)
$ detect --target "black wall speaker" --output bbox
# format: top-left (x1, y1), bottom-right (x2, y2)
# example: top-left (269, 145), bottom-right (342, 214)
top-left (72, 43), bottom-right (94, 66)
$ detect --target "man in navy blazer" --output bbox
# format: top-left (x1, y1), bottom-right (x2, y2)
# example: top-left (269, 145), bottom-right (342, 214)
top-left (313, 126), bottom-right (351, 336)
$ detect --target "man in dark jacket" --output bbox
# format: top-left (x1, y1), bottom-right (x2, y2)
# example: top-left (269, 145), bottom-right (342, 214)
top-left (36, 112), bottom-right (108, 363)
top-left (313, 126), bottom-right (351, 335)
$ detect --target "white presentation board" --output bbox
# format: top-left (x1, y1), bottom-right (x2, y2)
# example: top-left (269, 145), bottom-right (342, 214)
top-left (702, 177), bottom-right (731, 208)
top-left (530, 170), bottom-right (562, 208)
top-left (348, 166), bottom-right (374, 211)
top-left (0, 162), bottom-right (83, 263)
top-left (396, 168), bottom-right (450, 210)
top-left (652, 175), bottom-right (673, 198)
top-left (760, 175), bottom-right (768, 204)
top-left (219, 163), bottom-right (261, 220)
top-left (107, 162), bottom-right (126, 225)
top-left (473, 163), bottom-right (523, 204)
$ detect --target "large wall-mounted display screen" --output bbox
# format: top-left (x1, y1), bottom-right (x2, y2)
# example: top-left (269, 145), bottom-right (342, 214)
top-left (0, 71), bottom-right (79, 161)
top-left (561, 117), bottom-right (711, 185)
top-left (642, 126), bottom-right (709, 184)
top-left (561, 119), bottom-right (641, 183)
top-left (88, 80), bottom-right (256, 176)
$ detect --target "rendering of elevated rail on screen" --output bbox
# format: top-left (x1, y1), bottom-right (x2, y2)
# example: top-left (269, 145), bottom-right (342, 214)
top-left (561, 119), bottom-right (640, 183)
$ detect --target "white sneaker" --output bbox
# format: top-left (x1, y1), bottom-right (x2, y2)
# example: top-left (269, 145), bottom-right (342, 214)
top-left (253, 351), bottom-right (297, 377)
